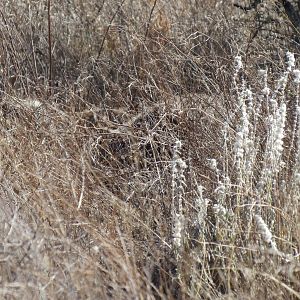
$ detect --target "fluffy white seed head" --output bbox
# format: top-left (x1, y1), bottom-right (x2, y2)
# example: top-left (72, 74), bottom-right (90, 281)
top-left (171, 139), bottom-right (186, 255)
top-left (293, 69), bottom-right (300, 83)
top-left (258, 69), bottom-right (267, 77)
top-left (207, 158), bottom-right (218, 171)
top-left (254, 215), bottom-right (273, 244)
top-left (286, 51), bottom-right (295, 71)
top-left (213, 203), bottom-right (227, 217)
top-left (173, 213), bottom-right (184, 250)
top-left (234, 55), bottom-right (243, 72)
top-left (254, 215), bottom-right (282, 256)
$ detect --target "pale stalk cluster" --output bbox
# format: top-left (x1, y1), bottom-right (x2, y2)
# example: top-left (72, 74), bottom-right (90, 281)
top-left (257, 101), bottom-right (286, 192)
top-left (268, 52), bottom-right (294, 108)
top-left (226, 53), bottom-right (300, 255)
top-left (234, 88), bottom-right (256, 185)
top-left (232, 53), bottom-right (300, 263)
top-left (233, 56), bottom-right (256, 187)
top-left (232, 54), bottom-right (294, 196)
top-left (256, 52), bottom-right (296, 193)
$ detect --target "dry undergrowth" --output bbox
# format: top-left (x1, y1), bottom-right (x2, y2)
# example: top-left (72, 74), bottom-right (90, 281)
top-left (0, 1), bottom-right (299, 299)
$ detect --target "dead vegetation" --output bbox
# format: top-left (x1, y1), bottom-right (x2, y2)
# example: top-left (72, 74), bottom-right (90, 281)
top-left (0, 1), bottom-right (299, 299)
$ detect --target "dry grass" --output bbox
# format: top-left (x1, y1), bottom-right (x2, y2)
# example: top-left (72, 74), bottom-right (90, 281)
top-left (0, 1), bottom-right (299, 299)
